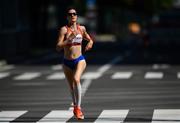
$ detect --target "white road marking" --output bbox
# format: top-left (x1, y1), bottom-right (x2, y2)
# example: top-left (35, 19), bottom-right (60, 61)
top-left (0, 65), bottom-right (15, 72)
top-left (51, 64), bottom-right (62, 70)
top-left (82, 79), bottom-right (92, 96)
top-left (111, 72), bottom-right (132, 79)
top-left (152, 64), bottom-right (170, 69)
top-left (82, 72), bottom-right (102, 79)
top-left (177, 72), bottom-right (180, 79)
top-left (152, 109), bottom-right (180, 123)
top-left (94, 110), bottom-right (129, 123)
top-left (0, 111), bottom-right (27, 122)
top-left (145, 72), bottom-right (163, 79)
top-left (47, 72), bottom-right (65, 80)
top-left (0, 109), bottom-right (180, 122)
top-left (13, 72), bottom-right (41, 80)
top-left (37, 110), bottom-right (73, 123)
top-left (98, 56), bottom-right (122, 73)
top-left (0, 72), bottom-right (10, 79)
top-left (81, 56), bottom-right (122, 97)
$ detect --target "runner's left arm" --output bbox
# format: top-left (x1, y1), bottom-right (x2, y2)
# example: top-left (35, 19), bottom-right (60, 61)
top-left (81, 26), bottom-right (94, 51)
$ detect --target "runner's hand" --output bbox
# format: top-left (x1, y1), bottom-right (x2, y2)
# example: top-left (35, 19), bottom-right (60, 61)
top-left (85, 41), bottom-right (93, 51)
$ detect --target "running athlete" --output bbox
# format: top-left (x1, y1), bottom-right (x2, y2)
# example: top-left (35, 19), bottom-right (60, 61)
top-left (56, 7), bottom-right (93, 120)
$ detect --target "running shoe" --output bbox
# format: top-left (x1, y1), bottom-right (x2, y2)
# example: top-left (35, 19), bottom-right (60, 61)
top-left (73, 106), bottom-right (84, 120)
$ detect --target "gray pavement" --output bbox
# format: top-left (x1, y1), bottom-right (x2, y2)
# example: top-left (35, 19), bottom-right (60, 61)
top-left (0, 62), bottom-right (180, 122)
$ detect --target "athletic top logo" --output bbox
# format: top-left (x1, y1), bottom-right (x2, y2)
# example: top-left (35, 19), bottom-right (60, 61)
top-left (65, 24), bottom-right (83, 45)
top-left (72, 34), bottom-right (83, 43)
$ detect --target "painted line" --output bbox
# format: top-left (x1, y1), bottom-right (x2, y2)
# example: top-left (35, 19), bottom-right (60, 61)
top-left (98, 56), bottom-right (122, 73)
top-left (0, 72), bottom-right (10, 79)
top-left (82, 72), bottom-right (102, 79)
top-left (37, 110), bottom-right (73, 123)
top-left (13, 72), bottom-right (41, 80)
top-left (152, 109), bottom-right (180, 123)
top-left (177, 72), bottom-right (180, 79)
top-left (0, 111), bottom-right (27, 122)
top-left (152, 64), bottom-right (170, 69)
top-left (47, 72), bottom-right (65, 80)
top-left (111, 72), bottom-right (132, 79)
top-left (0, 65), bottom-right (15, 72)
top-left (145, 72), bottom-right (163, 79)
top-left (81, 56), bottom-right (122, 96)
top-left (51, 64), bottom-right (62, 70)
top-left (94, 110), bottom-right (129, 123)
top-left (81, 79), bottom-right (92, 97)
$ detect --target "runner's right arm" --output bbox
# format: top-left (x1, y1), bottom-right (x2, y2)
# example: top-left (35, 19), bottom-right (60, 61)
top-left (56, 27), bottom-right (76, 51)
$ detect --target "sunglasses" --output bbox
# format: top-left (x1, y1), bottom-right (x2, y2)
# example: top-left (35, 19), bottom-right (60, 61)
top-left (67, 12), bottom-right (77, 16)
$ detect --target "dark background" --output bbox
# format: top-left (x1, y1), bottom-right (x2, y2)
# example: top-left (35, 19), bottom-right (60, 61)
top-left (0, 0), bottom-right (180, 65)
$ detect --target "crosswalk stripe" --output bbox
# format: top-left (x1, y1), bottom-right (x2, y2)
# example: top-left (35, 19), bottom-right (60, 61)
top-left (177, 72), bottom-right (180, 79)
top-left (13, 72), bottom-right (41, 80)
top-left (152, 109), bottom-right (180, 123)
top-left (0, 109), bottom-right (180, 122)
top-left (0, 111), bottom-right (27, 122)
top-left (94, 110), bottom-right (129, 123)
top-left (0, 65), bottom-right (15, 72)
top-left (46, 72), bottom-right (65, 80)
top-left (0, 72), bottom-right (10, 79)
top-left (1, 71), bottom-right (180, 81)
top-left (152, 64), bottom-right (170, 69)
top-left (51, 64), bottom-right (62, 70)
top-left (111, 72), bottom-right (132, 79)
top-left (82, 72), bottom-right (102, 79)
top-left (37, 110), bottom-right (73, 123)
top-left (145, 72), bottom-right (163, 79)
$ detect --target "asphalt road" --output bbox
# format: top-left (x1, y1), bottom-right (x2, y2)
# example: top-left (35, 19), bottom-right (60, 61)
top-left (0, 57), bottom-right (180, 122)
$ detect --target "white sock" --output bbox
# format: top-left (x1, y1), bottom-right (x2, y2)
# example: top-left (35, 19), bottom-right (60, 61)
top-left (74, 82), bottom-right (82, 107)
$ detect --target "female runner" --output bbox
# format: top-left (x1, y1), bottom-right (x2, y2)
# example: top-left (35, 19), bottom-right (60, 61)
top-left (56, 7), bottom-right (93, 120)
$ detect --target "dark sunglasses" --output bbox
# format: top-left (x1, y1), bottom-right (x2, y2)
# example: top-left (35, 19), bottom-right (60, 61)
top-left (67, 12), bottom-right (77, 16)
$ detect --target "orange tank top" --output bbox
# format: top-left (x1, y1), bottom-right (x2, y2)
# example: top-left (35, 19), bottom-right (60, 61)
top-left (65, 24), bottom-right (83, 46)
